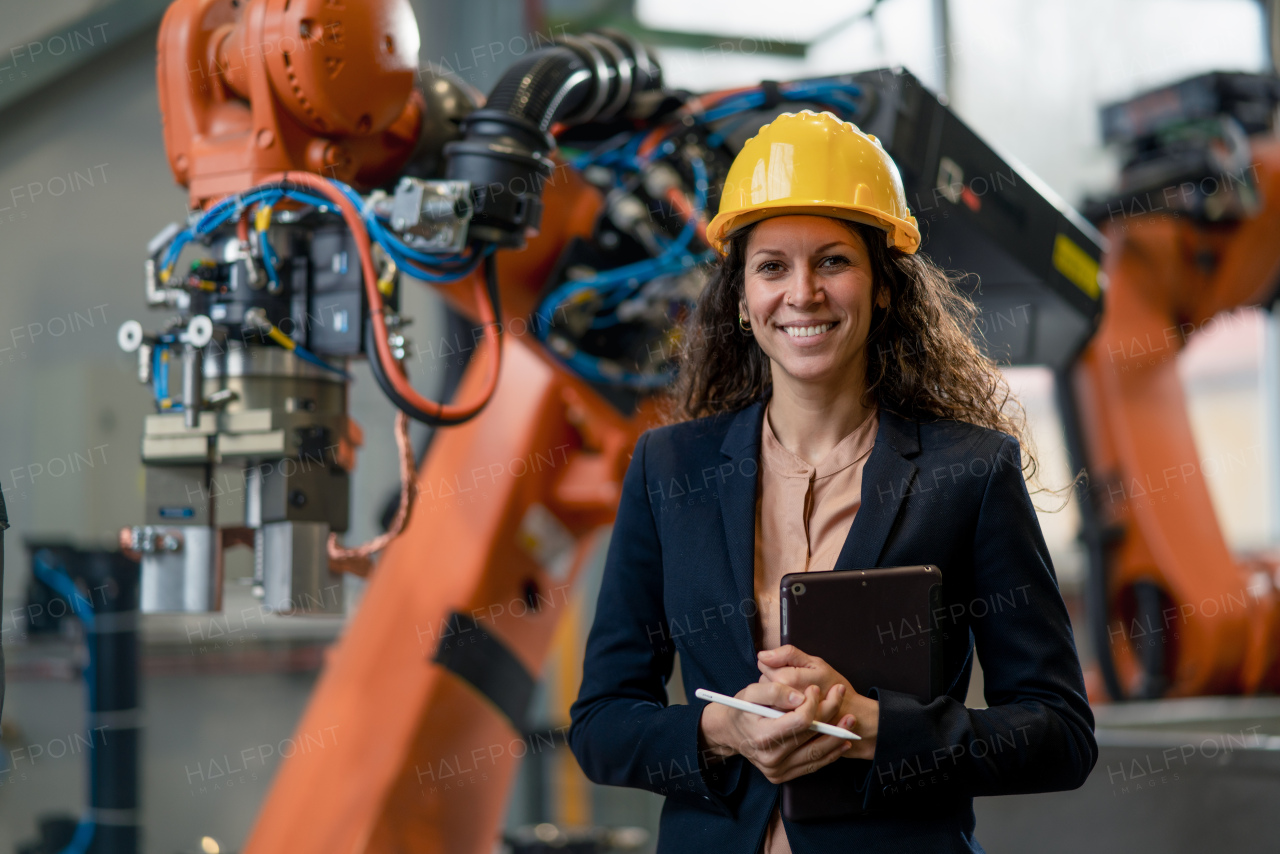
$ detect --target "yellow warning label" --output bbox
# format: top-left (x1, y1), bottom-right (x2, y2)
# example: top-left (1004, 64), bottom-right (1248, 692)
top-left (1052, 233), bottom-right (1100, 299)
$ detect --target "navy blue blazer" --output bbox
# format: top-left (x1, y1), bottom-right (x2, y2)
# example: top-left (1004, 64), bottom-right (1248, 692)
top-left (569, 398), bottom-right (1098, 854)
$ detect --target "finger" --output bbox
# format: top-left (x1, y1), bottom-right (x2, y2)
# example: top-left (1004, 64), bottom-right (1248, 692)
top-left (830, 714), bottom-right (858, 738)
top-left (757, 662), bottom-right (812, 689)
top-left (758, 704), bottom-right (861, 769)
top-left (830, 715), bottom-right (871, 760)
top-left (773, 730), bottom-right (855, 782)
top-left (760, 684), bottom-right (823, 743)
top-left (757, 665), bottom-right (798, 691)
top-left (762, 713), bottom-right (859, 778)
top-left (754, 724), bottom-right (834, 768)
top-left (771, 705), bottom-right (853, 762)
top-left (759, 650), bottom-right (834, 691)
top-left (757, 644), bottom-right (812, 668)
top-left (739, 681), bottom-right (805, 710)
top-left (816, 683), bottom-right (845, 722)
top-left (755, 658), bottom-right (782, 677)
top-left (747, 689), bottom-right (819, 757)
top-left (751, 726), bottom-right (820, 767)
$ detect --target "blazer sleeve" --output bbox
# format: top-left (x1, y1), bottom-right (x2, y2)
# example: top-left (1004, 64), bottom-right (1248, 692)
top-left (861, 434), bottom-right (1098, 809)
top-left (568, 431), bottom-right (746, 816)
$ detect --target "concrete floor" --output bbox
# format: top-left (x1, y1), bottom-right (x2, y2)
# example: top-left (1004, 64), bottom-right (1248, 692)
top-left (8, 636), bottom-right (1280, 853)
top-left (976, 743), bottom-right (1280, 854)
top-left (2, 568), bottom-right (1274, 854)
top-left (1, 653), bottom-right (318, 854)
top-left (977, 698), bottom-right (1280, 854)
top-left (0, 646), bottom-right (664, 854)
top-left (1, 570), bottom-right (337, 854)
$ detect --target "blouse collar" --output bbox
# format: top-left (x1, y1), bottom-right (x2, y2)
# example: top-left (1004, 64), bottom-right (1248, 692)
top-left (760, 400), bottom-right (880, 480)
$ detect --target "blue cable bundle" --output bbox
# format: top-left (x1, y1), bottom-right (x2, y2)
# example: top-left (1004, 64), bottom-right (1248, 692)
top-left (535, 154), bottom-right (710, 331)
top-left (32, 551), bottom-right (97, 854)
top-left (150, 79), bottom-right (864, 393)
top-left (535, 79), bottom-right (864, 389)
top-left (159, 180), bottom-right (480, 288)
top-left (148, 177), bottom-right (482, 402)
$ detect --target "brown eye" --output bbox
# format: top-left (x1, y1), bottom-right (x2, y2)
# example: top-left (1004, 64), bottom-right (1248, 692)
top-left (757, 261), bottom-right (783, 274)
top-left (820, 255), bottom-right (851, 268)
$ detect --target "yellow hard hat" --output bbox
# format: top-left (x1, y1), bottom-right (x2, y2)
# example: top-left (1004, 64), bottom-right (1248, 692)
top-left (706, 109), bottom-right (921, 255)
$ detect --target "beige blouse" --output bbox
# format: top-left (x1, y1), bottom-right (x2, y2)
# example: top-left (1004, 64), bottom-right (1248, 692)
top-left (754, 400), bottom-right (880, 854)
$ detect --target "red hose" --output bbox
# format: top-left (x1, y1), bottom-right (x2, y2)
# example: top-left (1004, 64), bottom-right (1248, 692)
top-left (258, 171), bottom-right (502, 423)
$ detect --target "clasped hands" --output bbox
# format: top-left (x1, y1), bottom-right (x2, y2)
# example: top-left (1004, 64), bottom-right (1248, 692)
top-left (698, 645), bottom-right (879, 785)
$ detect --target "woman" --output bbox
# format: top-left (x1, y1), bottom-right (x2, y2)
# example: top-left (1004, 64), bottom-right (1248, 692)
top-left (568, 110), bottom-right (1097, 854)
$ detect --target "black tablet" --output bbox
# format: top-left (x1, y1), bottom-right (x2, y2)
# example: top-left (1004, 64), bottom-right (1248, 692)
top-left (779, 564), bottom-right (944, 821)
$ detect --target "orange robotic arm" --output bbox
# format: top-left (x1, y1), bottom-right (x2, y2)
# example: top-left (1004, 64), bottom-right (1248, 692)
top-left (244, 170), bottom-right (662, 852)
top-left (145, 1), bottom-right (1200, 849)
top-left (157, 0), bottom-right (424, 206)
top-left (145, 2), bottom-right (673, 850)
top-left (1073, 117), bottom-right (1280, 698)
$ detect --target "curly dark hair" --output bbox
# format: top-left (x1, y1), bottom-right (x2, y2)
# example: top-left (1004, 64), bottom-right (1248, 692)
top-left (663, 217), bottom-right (1075, 503)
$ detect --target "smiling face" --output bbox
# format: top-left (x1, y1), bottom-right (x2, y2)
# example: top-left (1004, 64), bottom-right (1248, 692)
top-left (739, 215), bottom-right (889, 393)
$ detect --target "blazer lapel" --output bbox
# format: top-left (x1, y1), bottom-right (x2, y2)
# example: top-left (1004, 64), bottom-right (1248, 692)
top-left (833, 408), bottom-right (921, 570)
top-left (717, 401), bottom-right (922, 664)
top-left (718, 399), bottom-right (767, 664)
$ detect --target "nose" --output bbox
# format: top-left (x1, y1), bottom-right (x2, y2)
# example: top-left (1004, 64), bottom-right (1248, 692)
top-left (784, 264), bottom-right (825, 308)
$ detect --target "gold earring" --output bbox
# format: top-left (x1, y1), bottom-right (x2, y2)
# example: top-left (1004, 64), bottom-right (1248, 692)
top-left (739, 313), bottom-right (752, 332)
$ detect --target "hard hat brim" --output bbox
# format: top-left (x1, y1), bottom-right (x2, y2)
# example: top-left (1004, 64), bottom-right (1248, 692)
top-left (706, 203), bottom-right (920, 256)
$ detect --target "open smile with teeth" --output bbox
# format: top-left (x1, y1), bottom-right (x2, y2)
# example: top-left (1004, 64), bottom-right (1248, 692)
top-left (781, 322), bottom-right (836, 338)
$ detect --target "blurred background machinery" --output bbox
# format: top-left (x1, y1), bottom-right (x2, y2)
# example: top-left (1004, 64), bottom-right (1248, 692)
top-left (1076, 72), bottom-right (1280, 701)
top-left (111, 2), bottom-right (1108, 849)
top-left (3, 1), bottom-right (1280, 853)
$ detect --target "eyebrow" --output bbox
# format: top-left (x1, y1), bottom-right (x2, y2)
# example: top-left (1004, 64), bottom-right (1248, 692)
top-left (749, 241), bottom-right (855, 260)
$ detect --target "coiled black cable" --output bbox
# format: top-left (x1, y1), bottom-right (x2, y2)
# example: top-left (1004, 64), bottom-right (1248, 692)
top-left (443, 31), bottom-right (663, 247)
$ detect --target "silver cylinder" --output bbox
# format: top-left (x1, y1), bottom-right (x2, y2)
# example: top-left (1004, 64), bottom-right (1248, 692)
top-left (137, 524), bottom-right (222, 612)
top-left (182, 344), bottom-right (203, 429)
top-left (258, 521), bottom-right (344, 615)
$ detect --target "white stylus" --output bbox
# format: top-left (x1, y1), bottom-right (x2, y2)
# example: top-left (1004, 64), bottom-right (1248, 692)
top-left (695, 688), bottom-right (861, 740)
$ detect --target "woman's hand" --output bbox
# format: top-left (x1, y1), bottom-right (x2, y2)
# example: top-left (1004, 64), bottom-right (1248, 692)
top-left (757, 644), bottom-right (879, 761)
top-left (698, 681), bottom-right (857, 784)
